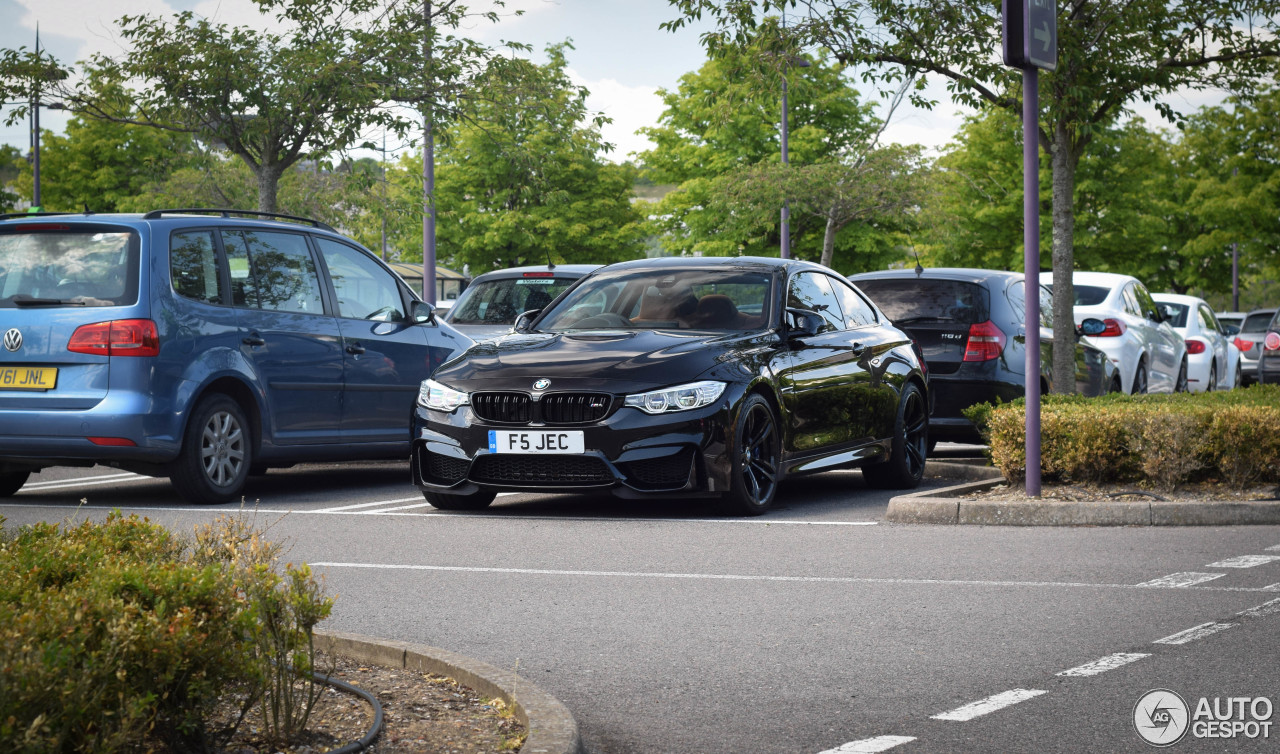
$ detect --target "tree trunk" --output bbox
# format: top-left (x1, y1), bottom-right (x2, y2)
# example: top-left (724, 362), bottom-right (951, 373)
top-left (255, 165), bottom-right (282, 214)
top-left (820, 214), bottom-right (836, 268)
top-left (1049, 122), bottom-right (1079, 395)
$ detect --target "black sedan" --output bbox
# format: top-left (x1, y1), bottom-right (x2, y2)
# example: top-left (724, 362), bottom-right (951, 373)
top-left (411, 256), bottom-right (929, 516)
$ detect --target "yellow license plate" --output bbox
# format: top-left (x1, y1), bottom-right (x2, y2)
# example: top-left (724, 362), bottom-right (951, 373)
top-left (0, 366), bottom-right (58, 391)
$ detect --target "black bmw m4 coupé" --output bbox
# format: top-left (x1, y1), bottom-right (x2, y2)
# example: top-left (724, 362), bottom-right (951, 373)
top-left (411, 256), bottom-right (929, 515)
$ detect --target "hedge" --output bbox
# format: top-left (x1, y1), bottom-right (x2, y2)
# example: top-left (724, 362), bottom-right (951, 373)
top-left (963, 384), bottom-right (1280, 490)
top-left (0, 512), bottom-right (332, 753)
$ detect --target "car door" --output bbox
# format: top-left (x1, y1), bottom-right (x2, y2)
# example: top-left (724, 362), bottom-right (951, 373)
top-left (224, 229), bottom-right (345, 445)
top-left (777, 272), bottom-right (878, 452)
top-left (315, 237), bottom-right (469, 444)
top-left (1199, 304), bottom-right (1228, 383)
top-left (1132, 282), bottom-right (1181, 391)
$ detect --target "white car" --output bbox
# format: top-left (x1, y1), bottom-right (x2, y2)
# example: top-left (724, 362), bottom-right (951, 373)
top-left (1044, 272), bottom-right (1188, 394)
top-left (1152, 293), bottom-right (1240, 391)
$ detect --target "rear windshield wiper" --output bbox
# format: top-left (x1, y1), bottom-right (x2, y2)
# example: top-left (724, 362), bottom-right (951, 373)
top-left (7, 295), bottom-right (86, 307)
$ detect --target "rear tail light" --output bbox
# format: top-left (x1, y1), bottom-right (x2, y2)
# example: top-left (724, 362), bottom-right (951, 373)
top-left (1234, 336), bottom-right (1253, 352)
top-left (1184, 339), bottom-right (1206, 355)
top-left (1093, 318), bottom-right (1127, 337)
top-left (963, 320), bottom-right (1006, 362)
top-left (68, 319), bottom-right (160, 357)
top-left (1265, 332), bottom-right (1280, 352)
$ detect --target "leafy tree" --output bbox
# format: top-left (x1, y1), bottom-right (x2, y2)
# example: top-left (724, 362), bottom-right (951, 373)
top-left (0, 145), bottom-right (23, 213)
top-left (665, 0), bottom-right (1280, 392)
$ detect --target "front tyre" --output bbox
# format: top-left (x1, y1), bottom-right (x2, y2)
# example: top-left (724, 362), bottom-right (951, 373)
top-left (1174, 360), bottom-right (1189, 393)
top-left (718, 393), bottom-right (780, 516)
top-left (169, 394), bottom-right (252, 505)
top-left (423, 489), bottom-right (496, 511)
top-left (862, 382), bottom-right (928, 490)
top-left (0, 470), bottom-right (30, 497)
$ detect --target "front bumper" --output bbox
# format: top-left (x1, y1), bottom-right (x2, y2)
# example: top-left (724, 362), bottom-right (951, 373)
top-left (410, 398), bottom-right (736, 499)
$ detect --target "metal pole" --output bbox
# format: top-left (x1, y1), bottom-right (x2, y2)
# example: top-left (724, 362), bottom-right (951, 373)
top-left (780, 73), bottom-right (790, 260)
top-left (1023, 68), bottom-right (1041, 497)
top-left (380, 131), bottom-right (388, 261)
top-left (1231, 167), bottom-right (1239, 311)
top-left (421, 0), bottom-right (436, 304)
top-left (32, 96), bottom-right (41, 210)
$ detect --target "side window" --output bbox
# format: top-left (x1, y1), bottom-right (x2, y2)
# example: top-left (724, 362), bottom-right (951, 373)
top-left (223, 230), bottom-right (324, 314)
top-left (315, 238), bottom-right (405, 321)
top-left (831, 277), bottom-right (878, 328)
top-left (1039, 286), bottom-right (1054, 328)
top-left (170, 231), bottom-right (222, 304)
top-left (1198, 306), bottom-right (1218, 332)
top-left (1133, 283), bottom-right (1159, 321)
top-left (1007, 281), bottom-right (1026, 325)
top-left (1121, 284), bottom-right (1142, 317)
top-left (787, 272), bottom-right (845, 333)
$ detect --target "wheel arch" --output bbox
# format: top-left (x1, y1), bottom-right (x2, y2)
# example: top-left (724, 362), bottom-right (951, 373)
top-left (187, 377), bottom-right (263, 462)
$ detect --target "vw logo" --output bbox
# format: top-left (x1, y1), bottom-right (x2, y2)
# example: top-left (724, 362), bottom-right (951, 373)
top-left (2, 328), bottom-right (21, 353)
top-left (532, 378), bottom-right (551, 391)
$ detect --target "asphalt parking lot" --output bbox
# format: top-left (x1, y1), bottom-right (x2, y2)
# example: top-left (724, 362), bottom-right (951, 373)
top-left (4, 458), bottom-right (1279, 753)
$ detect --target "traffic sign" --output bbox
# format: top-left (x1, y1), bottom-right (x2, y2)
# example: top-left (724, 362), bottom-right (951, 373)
top-left (1002, 0), bottom-right (1057, 71)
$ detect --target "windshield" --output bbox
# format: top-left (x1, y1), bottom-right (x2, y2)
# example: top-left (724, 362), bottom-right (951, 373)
top-left (0, 229), bottom-right (139, 307)
top-left (537, 267), bottom-right (774, 332)
top-left (853, 279), bottom-right (989, 325)
top-left (447, 275), bottom-right (578, 325)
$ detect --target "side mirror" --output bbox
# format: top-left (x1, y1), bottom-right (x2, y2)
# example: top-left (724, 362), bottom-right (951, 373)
top-left (411, 300), bottom-right (437, 325)
top-left (785, 307), bottom-right (823, 340)
top-left (513, 309), bottom-right (541, 333)
top-left (1223, 324), bottom-right (1240, 336)
top-left (1077, 317), bottom-right (1106, 337)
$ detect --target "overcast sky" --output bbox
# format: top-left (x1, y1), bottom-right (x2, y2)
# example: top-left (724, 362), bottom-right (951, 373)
top-left (0, 0), bottom-right (1226, 165)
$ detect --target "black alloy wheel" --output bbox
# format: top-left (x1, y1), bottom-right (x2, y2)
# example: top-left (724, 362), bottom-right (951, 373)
top-left (1132, 361), bottom-right (1149, 395)
top-left (0, 470), bottom-right (30, 497)
top-left (169, 394), bottom-right (253, 505)
top-left (1207, 363), bottom-right (1217, 392)
top-left (424, 488), bottom-right (497, 511)
top-left (1175, 360), bottom-right (1189, 393)
top-left (719, 393), bottom-right (781, 516)
top-left (862, 382), bottom-right (928, 490)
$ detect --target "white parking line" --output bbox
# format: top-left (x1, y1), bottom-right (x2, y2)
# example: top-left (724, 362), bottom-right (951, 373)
top-left (930, 689), bottom-right (1047, 722)
top-left (1136, 572), bottom-right (1225, 588)
top-left (313, 497), bottom-right (423, 513)
top-left (1206, 555), bottom-right (1280, 568)
top-left (817, 735), bottom-right (916, 753)
top-left (1266, 544), bottom-right (1280, 552)
top-left (20, 472), bottom-right (146, 490)
top-left (1237, 597), bottom-right (1280, 619)
top-left (1056, 652), bottom-right (1151, 678)
top-left (1153, 622), bottom-right (1237, 645)
top-left (1265, 584), bottom-right (1280, 592)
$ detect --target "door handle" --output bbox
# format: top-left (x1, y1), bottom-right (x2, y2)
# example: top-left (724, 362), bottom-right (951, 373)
top-left (242, 334), bottom-right (265, 347)
top-left (346, 342), bottom-right (366, 355)
top-left (851, 342), bottom-right (866, 357)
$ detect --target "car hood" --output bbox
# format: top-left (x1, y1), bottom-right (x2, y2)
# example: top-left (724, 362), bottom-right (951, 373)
top-left (434, 329), bottom-right (778, 392)
top-left (446, 322), bottom-right (514, 342)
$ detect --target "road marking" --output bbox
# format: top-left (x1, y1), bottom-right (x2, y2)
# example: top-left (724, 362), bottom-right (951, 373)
top-left (1154, 621), bottom-right (1237, 645)
top-left (1206, 555), bottom-right (1280, 568)
top-left (1136, 572), bottom-right (1225, 588)
top-left (930, 689), bottom-right (1046, 722)
top-left (1266, 544), bottom-right (1280, 552)
top-left (314, 497), bottom-right (423, 513)
top-left (1056, 652), bottom-right (1151, 678)
top-left (20, 472), bottom-right (147, 490)
top-left (1237, 597), bottom-right (1280, 619)
top-left (0, 502), bottom-right (292, 514)
top-left (1265, 584), bottom-right (1280, 592)
top-left (818, 735), bottom-right (916, 753)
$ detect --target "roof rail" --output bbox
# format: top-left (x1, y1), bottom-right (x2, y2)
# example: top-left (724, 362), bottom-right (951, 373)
top-left (141, 208), bottom-right (335, 232)
top-left (0, 211), bottom-right (76, 221)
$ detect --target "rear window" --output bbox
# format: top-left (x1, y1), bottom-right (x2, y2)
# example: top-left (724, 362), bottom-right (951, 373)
top-left (0, 228), bottom-right (140, 308)
top-left (852, 279), bottom-right (989, 325)
top-left (1161, 302), bottom-right (1190, 328)
top-left (1073, 285), bottom-right (1110, 306)
top-left (448, 275), bottom-right (578, 325)
top-left (1242, 312), bottom-right (1276, 333)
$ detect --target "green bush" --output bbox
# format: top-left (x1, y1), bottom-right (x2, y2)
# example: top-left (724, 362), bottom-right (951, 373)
top-left (0, 511), bottom-right (333, 753)
top-left (963, 384), bottom-right (1280, 489)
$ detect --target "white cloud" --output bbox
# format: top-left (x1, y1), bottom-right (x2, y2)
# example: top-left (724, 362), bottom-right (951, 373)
top-left (567, 68), bottom-right (663, 163)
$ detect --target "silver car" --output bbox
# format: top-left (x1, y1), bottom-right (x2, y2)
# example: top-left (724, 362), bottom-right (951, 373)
top-left (1234, 308), bottom-right (1278, 385)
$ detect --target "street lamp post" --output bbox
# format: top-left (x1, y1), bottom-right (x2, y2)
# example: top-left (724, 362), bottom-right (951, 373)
top-left (28, 100), bottom-right (63, 213)
top-left (779, 55), bottom-right (810, 260)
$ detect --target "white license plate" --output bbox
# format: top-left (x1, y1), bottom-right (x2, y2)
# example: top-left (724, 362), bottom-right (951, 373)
top-left (488, 430), bottom-right (585, 454)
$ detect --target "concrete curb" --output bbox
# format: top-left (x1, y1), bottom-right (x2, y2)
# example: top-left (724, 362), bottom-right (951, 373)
top-left (888, 477), bottom-right (1280, 526)
top-left (315, 630), bottom-right (582, 754)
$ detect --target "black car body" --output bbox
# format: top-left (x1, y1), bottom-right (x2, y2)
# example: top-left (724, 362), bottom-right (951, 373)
top-left (442, 264), bottom-right (601, 341)
top-left (849, 268), bottom-right (1117, 444)
top-left (412, 256), bottom-right (929, 515)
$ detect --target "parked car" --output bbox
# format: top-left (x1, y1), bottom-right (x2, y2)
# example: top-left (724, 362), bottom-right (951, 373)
top-left (0, 210), bottom-right (471, 504)
top-left (1233, 308), bottom-right (1278, 386)
top-left (849, 268), bottom-right (1119, 445)
top-left (1043, 271), bottom-right (1188, 394)
top-left (1151, 293), bottom-right (1240, 391)
top-left (412, 256), bottom-right (929, 516)
top-left (1217, 311), bottom-right (1246, 335)
top-left (443, 264), bottom-right (600, 341)
top-left (1259, 310), bottom-right (1280, 385)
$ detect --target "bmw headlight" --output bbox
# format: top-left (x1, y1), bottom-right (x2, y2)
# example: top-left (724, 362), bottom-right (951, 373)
top-left (624, 380), bottom-right (726, 415)
top-left (418, 379), bottom-right (469, 412)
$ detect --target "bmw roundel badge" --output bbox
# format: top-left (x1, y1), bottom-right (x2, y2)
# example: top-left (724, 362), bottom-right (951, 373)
top-left (533, 378), bottom-right (551, 391)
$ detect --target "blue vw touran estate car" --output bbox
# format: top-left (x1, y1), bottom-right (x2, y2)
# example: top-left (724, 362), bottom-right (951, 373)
top-left (0, 210), bottom-right (470, 504)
